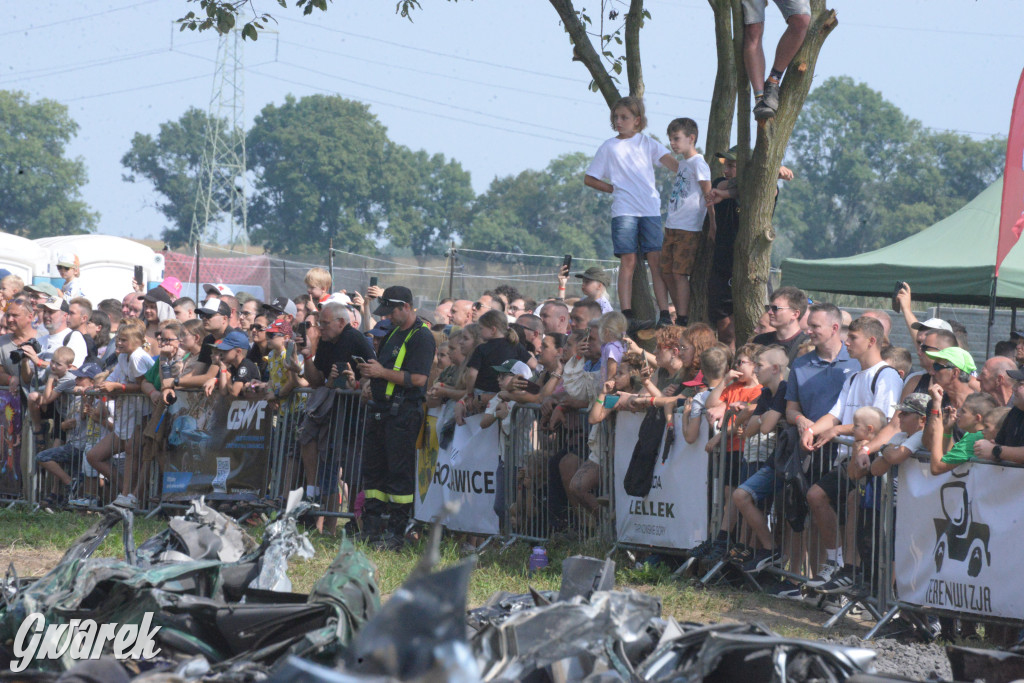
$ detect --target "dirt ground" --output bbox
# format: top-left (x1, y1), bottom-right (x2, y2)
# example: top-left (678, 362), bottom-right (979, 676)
top-left (0, 545), bottom-right (64, 578)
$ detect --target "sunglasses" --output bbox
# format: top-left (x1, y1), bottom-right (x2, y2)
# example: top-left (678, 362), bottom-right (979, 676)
top-left (472, 302), bottom-right (484, 310)
top-left (158, 337), bottom-right (179, 343)
top-left (764, 305), bottom-right (793, 313)
top-left (919, 343), bottom-right (939, 353)
top-left (251, 324), bottom-right (265, 332)
top-left (932, 362), bottom-right (955, 372)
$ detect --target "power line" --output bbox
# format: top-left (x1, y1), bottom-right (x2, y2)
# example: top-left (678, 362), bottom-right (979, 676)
top-left (63, 72), bottom-right (215, 102)
top-left (246, 66), bottom-right (597, 148)
top-left (0, 0), bottom-right (162, 38)
top-left (0, 39), bottom-right (209, 85)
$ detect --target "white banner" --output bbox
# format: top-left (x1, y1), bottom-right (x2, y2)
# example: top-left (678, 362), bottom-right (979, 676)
top-left (895, 460), bottom-right (1024, 620)
top-left (414, 412), bottom-right (500, 535)
top-left (613, 412), bottom-right (709, 549)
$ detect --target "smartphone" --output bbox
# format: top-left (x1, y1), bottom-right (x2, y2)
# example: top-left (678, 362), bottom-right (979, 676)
top-left (352, 355), bottom-right (368, 365)
top-left (562, 254), bottom-right (572, 273)
top-left (284, 340), bottom-right (295, 364)
top-left (603, 395), bottom-right (620, 409)
top-left (370, 276), bottom-right (378, 288)
top-left (134, 265), bottom-right (144, 286)
top-left (892, 281), bottom-right (907, 313)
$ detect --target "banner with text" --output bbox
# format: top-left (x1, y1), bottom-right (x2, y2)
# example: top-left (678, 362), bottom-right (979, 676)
top-left (613, 412), bottom-right (709, 549)
top-left (895, 460), bottom-right (1024, 621)
top-left (161, 392), bottom-right (271, 501)
top-left (415, 413), bottom-right (500, 535)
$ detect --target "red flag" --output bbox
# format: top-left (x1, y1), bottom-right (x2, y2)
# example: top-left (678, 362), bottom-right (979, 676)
top-left (996, 67), bottom-right (1024, 276)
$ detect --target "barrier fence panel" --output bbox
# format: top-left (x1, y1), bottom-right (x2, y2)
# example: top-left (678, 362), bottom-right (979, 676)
top-left (0, 389), bottom-right (26, 504)
top-left (894, 456), bottom-right (1024, 628)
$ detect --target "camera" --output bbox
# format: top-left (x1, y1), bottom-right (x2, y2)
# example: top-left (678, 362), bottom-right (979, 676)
top-left (10, 338), bottom-right (42, 364)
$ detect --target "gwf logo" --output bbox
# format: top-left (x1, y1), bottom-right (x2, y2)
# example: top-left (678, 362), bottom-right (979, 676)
top-left (933, 478), bottom-right (991, 578)
top-left (227, 401), bottom-right (267, 431)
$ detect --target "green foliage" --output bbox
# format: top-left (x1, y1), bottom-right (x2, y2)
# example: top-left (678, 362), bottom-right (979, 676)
top-left (0, 90), bottom-right (97, 238)
top-left (121, 107), bottom-right (234, 247)
top-left (460, 152), bottom-right (614, 260)
top-left (247, 95), bottom-right (391, 254)
top-left (177, 0), bottom-right (329, 39)
top-left (775, 76), bottom-right (1006, 261)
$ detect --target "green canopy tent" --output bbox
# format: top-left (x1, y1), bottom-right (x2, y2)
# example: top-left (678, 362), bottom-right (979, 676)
top-left (780, 177), bottom-right (1021, 353)
top-left (780, 177), bottom-right (1023, 305)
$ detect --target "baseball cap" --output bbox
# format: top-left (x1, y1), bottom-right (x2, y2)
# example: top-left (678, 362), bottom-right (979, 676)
top-left (925, 347), bottom-right (976, 374)
top-left (142, 286), bottom-right (174, 306)
top-left (213, 329), bottom-right (250, 351)
top-left (716, 145), bottom-right (739, 162)
top-left (264, 296), bottom-right (297, 317)
top-left (265, 320), bottom-right (288, 336)
top-left (25, 282), bottom-right (62, 298)
top-left (910, 317), bottom-right (953, 332)
top-left (373, 286), bottom-right (414, 316)
top-left (320, 292), bottom-right (351, 308)
top-left (203, 283), bottom-right (234, 297)
top-left (492, 359), bottom-right (533, 380)
top-left (0, 268), bottom-right (10, 281)
top-left (367, 319), bottom-right (394, 338)
top-left (70, 362), bottom-right (104, 379)
top-left (574, 266), bottom-right (611, 288)
top-left (41, 296), bottom-right (69, 313)
top-left (56, 253), bottom-right (79, 269)
top-left (895, 393), bottom-right (929, 417)
top-left (197, 297), bottom-right (231, 317)
top-left (159, 276), bottom-right (183, 298)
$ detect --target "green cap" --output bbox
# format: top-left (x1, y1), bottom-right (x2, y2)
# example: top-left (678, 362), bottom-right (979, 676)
top-left (925, 347), bottom-right (976, 374)
top-left (26, 282), bottom-right (62, 298)
top-left (716, 145), bottom-right (739, 161)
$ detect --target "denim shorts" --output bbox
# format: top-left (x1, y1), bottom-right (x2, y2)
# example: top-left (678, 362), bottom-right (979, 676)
top-left (738, 464), bottom-right (782, 503)
top-left (36, 443), bottom-right (83, 466)
top-left (611, 215), bottom-right (663, 256)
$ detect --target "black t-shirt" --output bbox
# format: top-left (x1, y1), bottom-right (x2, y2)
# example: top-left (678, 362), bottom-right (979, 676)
top-left (314, 325), bottom-right (376, 384)
top-left (369, 319), bottom-right (435, 403)
top-left (230, 358), bottom-right (260, 385)
top-left (711, 177), bottom-right (740, 274)
top-left (995, 405), bottom-right (1024, 447)
top-left (754, 380), bottom-right (788, 417)
top-left (246, 343), bottom-right (269, 381)
top-left (468, 338), bottom-right (532, 394)
top-left (751, 330), bottom-right (809, 364)
top-left (197, 327), bottom-right (236, 368)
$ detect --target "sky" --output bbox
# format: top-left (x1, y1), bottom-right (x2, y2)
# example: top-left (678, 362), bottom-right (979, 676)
top-left (4, 0), bottom-right (1023, 242)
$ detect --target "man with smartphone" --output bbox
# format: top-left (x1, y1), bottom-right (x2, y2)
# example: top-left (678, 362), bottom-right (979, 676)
top-left (356, 285), bottom-right (435, 547)
top-left (299, 302), bottom-right (376, 533)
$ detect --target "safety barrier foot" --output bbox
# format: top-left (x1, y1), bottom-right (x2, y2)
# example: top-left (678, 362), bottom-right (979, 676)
top-left (697, 559), bottom-right (728, 587)
top-left (863, 605), bottom-right (901, 641)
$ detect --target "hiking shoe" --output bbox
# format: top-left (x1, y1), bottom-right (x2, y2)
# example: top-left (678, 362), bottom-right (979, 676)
top-left (741, 548), bottom-right (781, 573)
top-left (725, 543), bottom-right (754, 564)
top-left (112, 493), bottom-right (137, 509)
top-left (803, 560), bottom-right (841, 589)
top-left (753, 97), bottom-right (776, 121)
top-left (816, 564), bottom-right (856, 594)
top-left (762, 79), bottom-right (781, 112)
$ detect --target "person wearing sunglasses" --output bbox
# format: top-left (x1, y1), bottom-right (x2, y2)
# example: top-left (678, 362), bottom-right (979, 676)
top-left (355, 285), bottom-right (435, 547)
top-left (752, 286), bottom-right (809, 363)
top-left (246, 314), bottom-right (271, 381)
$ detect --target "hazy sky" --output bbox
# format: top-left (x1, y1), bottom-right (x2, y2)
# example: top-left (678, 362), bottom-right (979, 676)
top-left (5, 0), bottom-right (1022, 241)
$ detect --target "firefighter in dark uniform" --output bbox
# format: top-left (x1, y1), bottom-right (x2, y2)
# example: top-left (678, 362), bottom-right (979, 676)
top-left (356, 286), bottom-right (435, 543)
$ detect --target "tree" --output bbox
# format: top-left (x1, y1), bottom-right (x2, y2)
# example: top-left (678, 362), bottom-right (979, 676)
top-left (247, 95), bottom-right (392, 255)
top-left (775, 76), bottom-right (1006, 261)
top-left (0, 90), bottom-right (97, 238)
top-left (381, 147), bottom-right (474, 263)
top-left (460, 152), bottom-right (614, 259)
top-left (121, 107), bottom-right (233, 246)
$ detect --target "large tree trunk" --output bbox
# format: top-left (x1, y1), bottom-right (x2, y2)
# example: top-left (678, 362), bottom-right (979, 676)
top-left (733, 1), bottom-right (837, 341)
top-left (691, 0), bottom-right (738, 324)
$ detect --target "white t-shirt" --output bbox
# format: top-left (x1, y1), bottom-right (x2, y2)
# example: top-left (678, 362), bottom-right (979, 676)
top-left (586, 133), bottom-right (671, 217)
top-left (39, 328), bottom-right (88, 368)
top-left (829, 361), bottom-right (903, 426)
top-left (665, 154), bottom-right (711, 231)
top-left (116, 347), bottom-right (155, 382)
top-left (62, 279), bottom-right (86, 303)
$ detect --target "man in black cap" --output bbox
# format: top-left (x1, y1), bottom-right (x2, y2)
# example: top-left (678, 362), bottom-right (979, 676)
top-left (169, 297), bottom-right (235, 399)
top-left (356, 285), bottom-right (436, 545)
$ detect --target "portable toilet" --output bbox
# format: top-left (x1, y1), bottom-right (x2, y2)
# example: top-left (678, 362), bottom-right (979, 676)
top-left (34, 235), bottom-right (165, 303)
top-left (0, 232), bottom-right (52, 286)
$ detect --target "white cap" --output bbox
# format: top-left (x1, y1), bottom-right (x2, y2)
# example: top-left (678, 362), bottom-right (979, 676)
top-left (203, 283), bottom-right (234, 297)
top-left (910, 317), bottom-right (953, 332)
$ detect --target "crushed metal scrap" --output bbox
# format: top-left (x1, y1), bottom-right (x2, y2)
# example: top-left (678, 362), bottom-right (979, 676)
top-left (2, 500), bottom-right (890, 681)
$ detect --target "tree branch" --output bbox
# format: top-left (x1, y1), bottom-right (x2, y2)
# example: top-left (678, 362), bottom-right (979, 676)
top-left (624, 0), bottom-right (645, 97)
top-left (548, 0), bottom-right (621, 107)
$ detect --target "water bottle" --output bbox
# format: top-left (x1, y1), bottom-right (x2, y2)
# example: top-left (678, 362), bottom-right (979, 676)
top-left (528, 546), bottom-right (549, 574)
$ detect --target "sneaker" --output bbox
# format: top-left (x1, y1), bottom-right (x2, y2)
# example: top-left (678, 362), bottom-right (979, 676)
top-left (702, 539), bottom-right (730, 566)
top-left (804, 560), bottom-right (841, 589)
top-left (627, 317), bottom-right (657, 336)
top-left (762, 79), bottom-right (781, 112)
top-left (69, 496), bottom-right (100, 508)
top-left (656, 311), bottom-right (673, 328)
top-left (753, 97), bottom-right (776, 121)
top-left (726, 543), bottom-right (754, 564)
top-left (741, 548), bottom-right (781, 573)
top-left (816, 564), bottom-right (856, 594)
top-left (688, 538), bottom-right (716, 560)
top-left (41, 492), bottom-right (61, 510)
top-left (112, 493), bottom-right (137, 509)
top-left (821, 594), bottom-right (849, 615)
top-left (778, 586), bottom-right (819, 605)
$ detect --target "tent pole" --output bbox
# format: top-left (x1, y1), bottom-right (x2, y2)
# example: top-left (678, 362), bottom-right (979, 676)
top-left (987, 276), bottom-right (998, 358)
top-left (1013, 305), bottom-right (1018, 335)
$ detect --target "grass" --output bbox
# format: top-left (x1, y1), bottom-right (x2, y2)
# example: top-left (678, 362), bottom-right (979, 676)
top-left (0, 508), bottom-right (844, 642)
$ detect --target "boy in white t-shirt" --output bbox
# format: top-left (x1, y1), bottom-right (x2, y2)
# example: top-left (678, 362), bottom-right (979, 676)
top-left (662, 118), bottom-right (714, 327)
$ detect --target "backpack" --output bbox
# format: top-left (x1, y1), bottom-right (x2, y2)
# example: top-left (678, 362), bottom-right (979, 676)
top-left (771, 425), bottom-right (810, 532)
top-left (622, 408), bottom-right (667, 498)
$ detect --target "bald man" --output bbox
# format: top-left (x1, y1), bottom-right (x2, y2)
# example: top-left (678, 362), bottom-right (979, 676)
top-left (980, 356), bottom-right (1017, 406)
top-left (450, 299), bottom-right (473, 327)
top-left (861, 309), bottom-right (892, 345)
